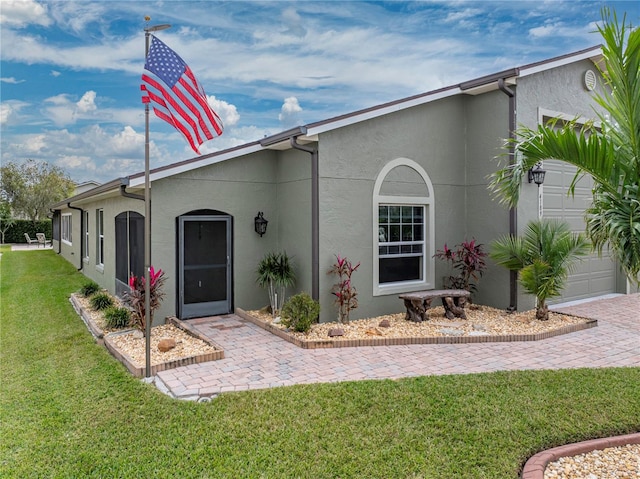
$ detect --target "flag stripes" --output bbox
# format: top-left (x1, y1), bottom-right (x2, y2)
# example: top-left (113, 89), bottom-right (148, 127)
top-left (141, 35), bottom-right (223, 154)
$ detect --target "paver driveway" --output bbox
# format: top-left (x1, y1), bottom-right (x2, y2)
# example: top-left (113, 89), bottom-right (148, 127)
top-left (155, 294), bottom-right (639, 399)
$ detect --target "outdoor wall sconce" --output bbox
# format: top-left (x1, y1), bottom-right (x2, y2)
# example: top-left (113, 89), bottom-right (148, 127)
top-left (528, 163), bottom-right (546, 186)
top-left (254, 212), bottom-right (268, 237)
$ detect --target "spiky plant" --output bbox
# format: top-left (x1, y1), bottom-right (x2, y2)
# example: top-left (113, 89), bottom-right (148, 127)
top-left (490, 219), bottom-right (590, 320)
top-left (256, 252), bottom-right (296, 318)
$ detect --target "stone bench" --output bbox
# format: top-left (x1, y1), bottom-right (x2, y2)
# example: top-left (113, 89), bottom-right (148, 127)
top-left (399, 289), bottom-right (471, 322)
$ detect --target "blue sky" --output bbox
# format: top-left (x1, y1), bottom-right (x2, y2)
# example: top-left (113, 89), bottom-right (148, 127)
top-left (1, 0), bottom-right (637, 184)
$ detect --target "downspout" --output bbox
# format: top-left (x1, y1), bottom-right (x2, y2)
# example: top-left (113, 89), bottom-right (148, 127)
top-left (290, 136), bottom-right (319, 302)
top-left (119, 185), bottom-right (145, 201)
top-left (498, 78), bottom-right (518, 311)
top-left (67, 203), bottom-right (84, 271)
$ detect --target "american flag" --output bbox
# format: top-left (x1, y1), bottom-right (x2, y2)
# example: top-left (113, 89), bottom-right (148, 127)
top-left (141, 35), bottom-right (223, 154)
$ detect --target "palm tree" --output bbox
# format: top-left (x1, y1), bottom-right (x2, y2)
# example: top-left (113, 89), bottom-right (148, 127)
top-left (489, 9), bottom-right (640, 282)
top-left (490, 219), bottom-right (590, 320)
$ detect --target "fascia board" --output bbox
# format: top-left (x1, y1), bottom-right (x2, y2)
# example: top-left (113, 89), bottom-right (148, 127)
top-left (519, 48), bottom-right (603, 78)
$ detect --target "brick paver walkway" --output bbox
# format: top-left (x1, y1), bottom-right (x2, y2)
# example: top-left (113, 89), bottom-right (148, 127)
top-left (155, 294), bottom-right (639, 399)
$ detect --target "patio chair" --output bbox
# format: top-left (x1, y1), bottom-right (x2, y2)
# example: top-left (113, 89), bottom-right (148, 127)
top-left (24, 233), bottom-right (39, 247)
top-left (36, 233), bottom-right (52, 248)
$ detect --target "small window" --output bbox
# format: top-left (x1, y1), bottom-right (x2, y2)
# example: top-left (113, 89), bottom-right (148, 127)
top-left (96, 209), bottom-right (104, 267)
top-left (61, 213), bottom-right (72, 245)
top-left (83, 211), bottom-right (90, 260)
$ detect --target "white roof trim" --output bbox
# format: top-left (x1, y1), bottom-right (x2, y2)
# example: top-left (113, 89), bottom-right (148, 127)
top-left (519, 48), bottom-right (603, 78)
top-left (128, 142), bottom-right (264, 187)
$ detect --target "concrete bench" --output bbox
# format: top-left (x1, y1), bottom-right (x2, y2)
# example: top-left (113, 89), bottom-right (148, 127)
top-left (399, 289), bottom-right (471, 322)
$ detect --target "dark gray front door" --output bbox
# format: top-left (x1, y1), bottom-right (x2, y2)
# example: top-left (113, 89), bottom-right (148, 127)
top-left (178, 215), bottom-right (232, 319)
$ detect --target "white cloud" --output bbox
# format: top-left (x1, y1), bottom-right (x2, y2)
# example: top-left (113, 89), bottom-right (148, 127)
top-left (50, 70), bottom-right (61, 77)
top-left (43, 94), bottom-right (76, 126)
top-left (281, 8), bottom-right (307, 38)
top-left (0, 0), bottom-right (51, 28)
top-left (0, 100), bottom-right (29, 125)
top-left (529, 23), bottom-right (560, 38)
top-left (76, 91), bottom-right (97, 113)
top-left (278, 97), bottom-right (303, 128)
top-left (1, 77), bottom-right (25, 84)
top-left (208, 96), bottom-right (240, 128)
top-left (1, 125), bottom-right (163, 182)
top-left (56, 155), bottom-right (97, 173)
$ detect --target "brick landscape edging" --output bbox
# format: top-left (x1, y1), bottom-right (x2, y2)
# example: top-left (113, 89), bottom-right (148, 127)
top-left (71, 294), bottom-right (224, 377)
top-left (235, 308), bottom-right (597, 349)
top-left (103, 333), bottom-right (224, 378)
top-left (521, 432), bottom-right (640, 479)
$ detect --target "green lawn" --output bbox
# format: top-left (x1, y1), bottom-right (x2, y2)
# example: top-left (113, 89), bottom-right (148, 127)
top-left (1, 248), bottom-right (639, 478)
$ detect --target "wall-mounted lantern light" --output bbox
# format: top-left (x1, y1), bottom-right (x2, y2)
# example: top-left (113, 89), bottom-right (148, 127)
top-left (528, 163), bottom-right (546, 186)
top-left (254, 212), bottom-right (268, 237)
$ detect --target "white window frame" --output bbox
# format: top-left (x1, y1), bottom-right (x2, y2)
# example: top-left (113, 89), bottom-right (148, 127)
top-left (83, 211), bottom-right (90, 261)
top-left (61, 213), bottom-right (72, 245)
top-left (96, 209), bottom-right (104, 268)
top-left (372, 158), bottom-right (435, 296)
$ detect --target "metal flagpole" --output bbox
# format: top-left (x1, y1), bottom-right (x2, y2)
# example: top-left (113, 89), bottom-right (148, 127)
top-left (143, 18), bottom-right (171, 378)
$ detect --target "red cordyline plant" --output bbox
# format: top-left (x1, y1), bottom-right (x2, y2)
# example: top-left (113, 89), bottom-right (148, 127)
top-left (125, 266), bottom-right (167, 332)
top-left (434, 239), bottom-right (487, 294)
top-left (327, 254), bottom-right (360, 324)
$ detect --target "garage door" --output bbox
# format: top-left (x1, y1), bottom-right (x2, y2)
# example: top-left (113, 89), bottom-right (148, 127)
top-left (542, 160), bottom-right (618, 304)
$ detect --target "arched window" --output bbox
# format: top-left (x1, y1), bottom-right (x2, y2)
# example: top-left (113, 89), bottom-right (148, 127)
top-left (372, 158), bottom-right (434, 295)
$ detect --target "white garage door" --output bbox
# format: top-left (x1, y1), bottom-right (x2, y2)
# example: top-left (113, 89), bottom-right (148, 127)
top-left (542, 160), bottom-right (618, 304)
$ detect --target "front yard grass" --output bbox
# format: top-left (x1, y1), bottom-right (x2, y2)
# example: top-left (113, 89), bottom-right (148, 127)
top-left (1, 248), bottom-right (639, 478)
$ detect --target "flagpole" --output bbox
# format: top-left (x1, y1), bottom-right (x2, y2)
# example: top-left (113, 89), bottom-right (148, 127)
top-left (143, 18), bottom-right (171, 378)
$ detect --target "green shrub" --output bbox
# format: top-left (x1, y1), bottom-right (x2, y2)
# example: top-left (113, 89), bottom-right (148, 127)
top-left (281, 292), bottom-right (320, 333)
top-left (80, 281), bottom-right (100, 297)
top-left (90, 292), bottom-right (114, 311)
top-left (103, 307), bottom-right (131, 329)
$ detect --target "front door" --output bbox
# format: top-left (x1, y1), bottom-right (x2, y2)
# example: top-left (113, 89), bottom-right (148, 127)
top-left (178, 215), bottom-right (232, 319)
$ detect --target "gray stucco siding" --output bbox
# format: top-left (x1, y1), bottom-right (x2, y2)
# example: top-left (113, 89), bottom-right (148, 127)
top-left (314, 98), bottom-right (469, 322)
top-left (55, 195), bottom-right (145, 299)
top-left (151, 151), bottom-right (279, 322)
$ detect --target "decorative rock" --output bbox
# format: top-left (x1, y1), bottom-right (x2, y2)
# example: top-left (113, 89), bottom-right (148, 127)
top-left (469, 331), bottom-right (490, 336)
top-left (132, 330), bottom-right (144, 339)
top-left (439, 328), bottom-right (464, 336)
top-left (328, 328), bottom-right (344, 337)
top-left (158, 337), bottom-right (177, 352)
top-left (431, 321), bottom-right (465, 328)
top-left (365, 327), bottom-right (383, 336)
top-left (378, 319), bottom-right (391, 328)
top-left (472, 324), bottom-right (487, 331)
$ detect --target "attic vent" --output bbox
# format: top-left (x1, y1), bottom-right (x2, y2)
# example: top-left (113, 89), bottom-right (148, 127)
top-left (584, 70), bottom-right (597, 91)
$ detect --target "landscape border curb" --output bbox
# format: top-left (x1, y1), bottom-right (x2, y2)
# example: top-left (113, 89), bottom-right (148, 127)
top-left (236, 308), bottom-right (597, 349)
top-left (521, 432), bottom-right (640, 478)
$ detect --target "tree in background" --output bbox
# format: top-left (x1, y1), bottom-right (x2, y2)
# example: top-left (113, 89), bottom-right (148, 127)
top-left (0, 201), bottom-right (16, 244)
top-left (489, 9), bottom-right (640, 282)
top-left (0, 160), bottom-right (75, 222)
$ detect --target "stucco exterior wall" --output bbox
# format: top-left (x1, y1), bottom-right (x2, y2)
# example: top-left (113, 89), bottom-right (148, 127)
top-left (151, 150), bottom-right (278, 322)
top-left (54, 195), bottom-right (145, 296)
top-left (316, 96), bottom-right (468, 322)
top-left (276, 149), bottom-right (313, 296)
top-left (463, 89), bottom-right (511, 309)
